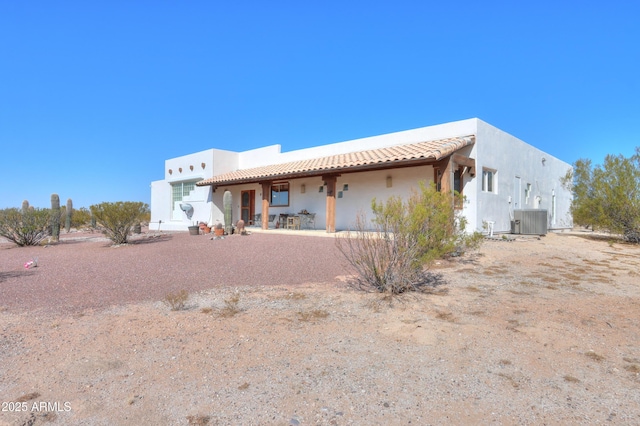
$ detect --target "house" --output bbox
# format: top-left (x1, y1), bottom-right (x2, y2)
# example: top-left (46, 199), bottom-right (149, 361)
top-left (150, 118), bottom-right (573, 234)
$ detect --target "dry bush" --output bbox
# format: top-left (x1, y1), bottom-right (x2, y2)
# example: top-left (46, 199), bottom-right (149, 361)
top-left (186, 414), bottom-right (211, 425)
top-left (585, 350), bottom-right (605, 361)
top-left (16, 392), bottom-right (41, 402)
top-left (284, 292), bottom-right (307, 300)
top-left (563, 375), bottom-right (581, 383)
top-left (297, 309), bottom-right (329, 322)
top-left (164, 290), bottom-right (189, 311)
top-left (218, 293), bottom-right (242, 317)
top-left (336, 181), bottom-right (481, 294)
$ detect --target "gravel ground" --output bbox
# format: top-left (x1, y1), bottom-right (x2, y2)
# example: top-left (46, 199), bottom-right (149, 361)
top-left (1, 230), bottom-right (639, 425)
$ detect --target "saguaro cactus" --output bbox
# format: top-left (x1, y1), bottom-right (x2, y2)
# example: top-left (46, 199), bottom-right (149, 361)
top-left (51, 193), bottom-right (60, 241)
top-left (223, 190), bottom-right (232, 235)
top-left (65, 198), bottom-right (73, 233)
top-left (21, 200), bottom-right (29, 213)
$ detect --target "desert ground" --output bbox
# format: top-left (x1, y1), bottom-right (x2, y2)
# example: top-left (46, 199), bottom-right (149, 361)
top-left (1, 228), bottom-right (639, 425)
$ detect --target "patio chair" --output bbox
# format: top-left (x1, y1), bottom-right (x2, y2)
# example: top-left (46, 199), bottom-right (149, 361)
top-left (253, 214), bottom-right (278, 228)
top-left (301, 213), bottom-right (316, 229)
top-left (286, 216), bottom-right (301, 230)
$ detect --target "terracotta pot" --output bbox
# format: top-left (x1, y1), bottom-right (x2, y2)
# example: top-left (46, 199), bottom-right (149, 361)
top-left (203, 226), bottom-right (211, 234)
top-left (214, 228), bottom-right (224, 237)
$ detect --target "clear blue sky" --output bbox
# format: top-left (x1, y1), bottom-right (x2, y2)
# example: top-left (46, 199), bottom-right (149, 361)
top-left (1, 1), bottom-right (638, 209)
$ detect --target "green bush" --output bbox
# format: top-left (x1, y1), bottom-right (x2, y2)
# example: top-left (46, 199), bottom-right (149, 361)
top-left (90, 202), bottom-right (149, 244)
top-left (564, 147), bottom-right (640, 243)
top-left (71, 207), bottom-right (92, 228)
top-left (336, 181), bottom-right (481, 294)
top-left (0, 208), bottom-right (52, 246)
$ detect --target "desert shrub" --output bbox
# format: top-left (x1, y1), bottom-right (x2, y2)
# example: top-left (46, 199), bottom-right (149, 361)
top-left (564, 147), bottom-right (640, 243)
top-left (164, 290), bottom-right (189, 311)
top-left (71, 207), bottom-right (92, 228)
top-left (336, 181), bottom-right (481, 294)
top-left (90, 201), bottom-right (149, 244)
top-left (0, 208), bottom-right (51, 246)
top-left (297, 309), bottom-right (329, 322)
top-left (218, 293), bottom-right (242, 317)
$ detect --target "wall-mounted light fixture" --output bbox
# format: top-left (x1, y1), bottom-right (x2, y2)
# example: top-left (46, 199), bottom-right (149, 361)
top-left (190, 165), bottom-right (194, 171)
top-left (201, 162), bottom-right (206, 169)
top-left (168, 169), bottom-right (173, 175)
top-left (386, 176), bottom-right (392, 188)
top-left (319, 186), bottom-right (324, 193)
top-left (179, 167), bottom-right (183, 173)
top-left (343, 184), bottom-right (349, 191)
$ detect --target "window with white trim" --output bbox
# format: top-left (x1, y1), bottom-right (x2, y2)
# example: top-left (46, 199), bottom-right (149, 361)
top-left (171, 181), bottom-right (196, 213)
top-left (482, 169), bottom-right (496, 193)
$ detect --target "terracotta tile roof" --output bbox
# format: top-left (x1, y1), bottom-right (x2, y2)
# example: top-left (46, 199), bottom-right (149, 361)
top-left (197, 135), bottom-right (474, 186)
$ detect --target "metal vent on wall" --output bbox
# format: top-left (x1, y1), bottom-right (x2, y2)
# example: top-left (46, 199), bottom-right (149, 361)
top-left (511, 209), bottom-right (548, 235)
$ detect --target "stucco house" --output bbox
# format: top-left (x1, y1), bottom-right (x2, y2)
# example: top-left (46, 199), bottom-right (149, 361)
top-left (150, 118), bottom-right (573, 234)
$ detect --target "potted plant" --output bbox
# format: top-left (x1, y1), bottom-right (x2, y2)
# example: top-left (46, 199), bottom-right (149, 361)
top-left (188, 222), bottom-right (200, 236)
top-left (214, 222), bottom-right (224, 237)
top-left (199, 221), bottom-right (211, 234)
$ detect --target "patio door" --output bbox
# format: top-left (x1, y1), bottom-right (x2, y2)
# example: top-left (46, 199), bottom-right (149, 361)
top-left (241, 190), bottom-right (255, 225)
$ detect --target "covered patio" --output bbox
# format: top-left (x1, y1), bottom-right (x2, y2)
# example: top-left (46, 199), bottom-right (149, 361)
top-left (196, 135), bottom-right (476, 233)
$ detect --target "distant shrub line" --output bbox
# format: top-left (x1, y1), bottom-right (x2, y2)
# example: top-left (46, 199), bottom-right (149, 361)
top-left (0, 196), bottom-right (149, 246)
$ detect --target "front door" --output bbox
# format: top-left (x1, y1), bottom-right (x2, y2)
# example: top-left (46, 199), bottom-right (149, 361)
top-left (241, 190), bottom-right (255, 225)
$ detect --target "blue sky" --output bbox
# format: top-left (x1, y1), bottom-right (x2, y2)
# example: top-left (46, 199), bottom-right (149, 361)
top-left (1, 1), bottom-right (638, 209)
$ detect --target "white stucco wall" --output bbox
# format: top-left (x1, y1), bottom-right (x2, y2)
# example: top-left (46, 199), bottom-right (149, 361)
top-left (150, 148), bottom-right (239, 231)
top-left (151, 118), bottom-right (573, 233)
top-left (474, 120), bottom-right (573, 233)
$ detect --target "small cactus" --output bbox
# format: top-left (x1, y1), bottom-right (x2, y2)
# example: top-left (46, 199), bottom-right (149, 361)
top-left (21, 200), bottom-right (29, 214)
top-left (223, 191), bottom-right (233, 235)
top-left (51, 194), bottom-right (60, 241)
top-left (65, 198), bottom-right (73, 233)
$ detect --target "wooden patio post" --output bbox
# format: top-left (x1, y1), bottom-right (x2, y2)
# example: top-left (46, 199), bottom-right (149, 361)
top-left (440, 157), bottom-right (453, 194)
top-left (261, 181), bottom-right (271, 230)
top-left (323, 175), bottom-right (337, 233)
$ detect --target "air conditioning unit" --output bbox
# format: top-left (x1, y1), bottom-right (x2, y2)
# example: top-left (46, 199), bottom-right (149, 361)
top-left (511, 209), bottom-right (548, 235)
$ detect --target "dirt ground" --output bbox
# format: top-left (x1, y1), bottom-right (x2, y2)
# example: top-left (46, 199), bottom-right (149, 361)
top-left (1, 230), bottom-right (639, 425)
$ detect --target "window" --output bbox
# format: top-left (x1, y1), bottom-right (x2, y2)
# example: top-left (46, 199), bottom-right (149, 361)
top-left (270, 182), bottom-right (290, 206)
top-left (171, 181), bottom-right (196, 212)
top-left (482, 169), bottom-right (496, 193)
